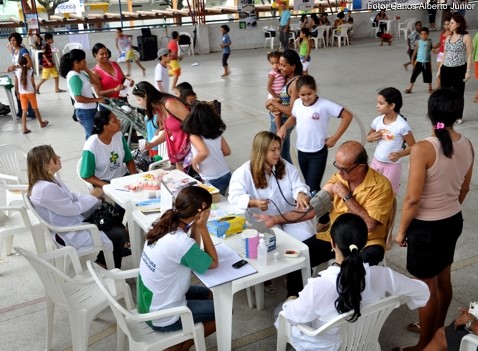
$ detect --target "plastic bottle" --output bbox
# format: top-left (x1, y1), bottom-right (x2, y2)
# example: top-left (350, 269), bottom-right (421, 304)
top-left (257, 234), bottom-right (268, 266)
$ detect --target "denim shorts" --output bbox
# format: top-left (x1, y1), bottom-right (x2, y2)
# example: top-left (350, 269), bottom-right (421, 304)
top-left (151, 285), bottom-right (215, 332)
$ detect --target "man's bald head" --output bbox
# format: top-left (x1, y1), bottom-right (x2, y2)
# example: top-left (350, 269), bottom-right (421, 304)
top-left (336, 141), bottom-right (368, 166)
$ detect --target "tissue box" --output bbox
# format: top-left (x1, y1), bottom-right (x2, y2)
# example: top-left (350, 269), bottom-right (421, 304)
top-left (264, 230), bottom-right (277, 252)
top-left (207, 216), bottom-right (246, 238)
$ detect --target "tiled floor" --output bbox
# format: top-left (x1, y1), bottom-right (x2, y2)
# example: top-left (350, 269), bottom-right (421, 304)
top-left (0, 29), bottom-right (477, 350)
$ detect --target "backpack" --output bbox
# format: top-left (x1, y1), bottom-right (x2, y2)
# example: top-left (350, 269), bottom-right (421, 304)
top-left (0, 102), bottom-right (11, 116)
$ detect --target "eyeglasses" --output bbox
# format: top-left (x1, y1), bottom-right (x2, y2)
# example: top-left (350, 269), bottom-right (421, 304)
top-left (333, 161), bottom-right (361, 174)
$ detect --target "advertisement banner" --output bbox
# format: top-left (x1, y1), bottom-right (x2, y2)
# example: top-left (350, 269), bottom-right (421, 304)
top-left (55, 0), bottom-right (84, 14)
top-left (238, 0), bottom-right (257, 29)
top-left (294, 0), bottom-right (314, 11)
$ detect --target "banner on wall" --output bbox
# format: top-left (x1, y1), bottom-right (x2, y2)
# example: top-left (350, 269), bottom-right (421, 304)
top-left (238, 0), bottom-right (257, 29)
top-left (55, 0), bottom-right (84, 14)
top-left (294, 0), bottom-right (314, 11)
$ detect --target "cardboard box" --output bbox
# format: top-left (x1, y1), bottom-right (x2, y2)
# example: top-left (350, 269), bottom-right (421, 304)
top-left (197, 183), bottom-right (221, 203)
top-left (207, 216), bottom-right (246, 238)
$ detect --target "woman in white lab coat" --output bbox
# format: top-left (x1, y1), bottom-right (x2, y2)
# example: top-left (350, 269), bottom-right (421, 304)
top-left (228, 131), bottom-right (316, 296)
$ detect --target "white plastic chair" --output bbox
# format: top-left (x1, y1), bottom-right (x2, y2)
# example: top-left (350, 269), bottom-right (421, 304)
top-left (0, 144), bottom-right (29, 207)
top-left (460, 334), bottom-right (478, 351)
top-left (310, 26), bottom-right (327, 49)
top-left (23, 192), bottom-right (115, 269)
top-left (77, 158), bottom-right (94, 192)
top-left (0, 205), bottom-right (42, 262)
top-left (31, 48), bottom-right (45, 76)
top-left (370, 16), bottom-right (380, 37)
top-left (398, 18), bottom-right (416, 39)
top-left (333, 24), bottom-right (352, 47)
top-left (178, 32), bottom-right (194, 56)
top-left (147, 131), bottom-right (170, 171)
top-left (63, 42), bottom-right (83, 55)
top-left (15, 246), bottom-right (130, 351)
top-left (276, 295), bottom-right (403, 351)
top-left (263, 26), bottom-right (277, 49)
top-left (87, 261), bottom-right (207, 351)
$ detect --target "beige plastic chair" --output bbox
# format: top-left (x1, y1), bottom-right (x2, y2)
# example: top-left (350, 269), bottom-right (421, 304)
top-left (460, 334), bottom-right (478, 351)
top-left (310, 26), bottom-right (327, 49)
top-left (15, 246), bottom-right (130, 351)
top-left (276, 295), bottom-right (403, 351)
top-left (398, 18), bottom-right (416, 39)
top-left (332, 24), bottom-right (352, 47)
top-left (23, 192), bottom-right (115, 269)
top-left (0, 144), bottom-right (29, 208)
top-left (0, 205), bottom-right (42, 263)
top-left (63, 42), bottom-right (83, 55)
top-left (147, 131), bottom-right (170, 171)
top-left (87, 261), bottom-right (207, 351)
top-left (77, 158), bottom-right (94, 192)
top-left (370, 16), bottom-right (380, 37)
top-left (263, 26), bottom-right (277, 49)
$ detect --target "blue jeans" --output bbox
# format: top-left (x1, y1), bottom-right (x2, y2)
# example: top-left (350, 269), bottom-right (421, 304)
top-left (298, 147), bottom-right (328, 193)
top-left (269, 113), bottom-right (294, 164)
top-left (208, 172), bottom-right (232, 196)
top-left (76, 108), bottom-right (97, 139)
top-left (151, 286), bottom-right (214, 332)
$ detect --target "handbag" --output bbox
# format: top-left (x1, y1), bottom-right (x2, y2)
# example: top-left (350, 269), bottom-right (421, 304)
top-left (84, 201), bottom-right (123, 231)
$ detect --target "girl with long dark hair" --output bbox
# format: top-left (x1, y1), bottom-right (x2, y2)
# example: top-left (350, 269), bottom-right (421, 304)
top-left (138, 186), bottom-right (218, 349)
top-left (278, 213), bottom-right (430, 351)
top-left (395, 88), bottom-right (474, 351)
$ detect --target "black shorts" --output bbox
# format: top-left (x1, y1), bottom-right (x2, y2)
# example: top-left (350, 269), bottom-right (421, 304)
top-left (406, 211), bottom-right (463, 279)
top-left (445, 321), bottom-right (471, 351)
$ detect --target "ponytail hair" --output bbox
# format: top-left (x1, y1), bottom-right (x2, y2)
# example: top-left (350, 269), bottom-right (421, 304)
top-left (331, 213), bottom-right (368, 322)
top-left (145, 186), bottom-right (212, 245)
top-left (428, 88), bottom-right (463, 158)
top-left (18, 56), bottom-right (29, 90)
top-left (59, 49), bottom-right (86, 78)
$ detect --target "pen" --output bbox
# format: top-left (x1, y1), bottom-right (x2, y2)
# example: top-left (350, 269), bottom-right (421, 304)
top-left (115, 188), bottom-right (130, 192)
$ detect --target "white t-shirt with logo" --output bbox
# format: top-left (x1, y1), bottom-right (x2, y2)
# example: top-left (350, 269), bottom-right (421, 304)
top-left (291, 97), bottom-right (344, 152)
top-left (80, 132), bottom-right (133, 181)
top-left (371, 114), bottom-right (411, 163)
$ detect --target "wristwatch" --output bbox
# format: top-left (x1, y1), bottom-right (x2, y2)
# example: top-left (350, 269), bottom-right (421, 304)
top-left (343, 192), bottom-right (353, 202)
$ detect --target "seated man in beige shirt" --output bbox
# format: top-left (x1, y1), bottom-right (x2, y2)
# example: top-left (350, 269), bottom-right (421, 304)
top-left (311, 140), bottom-right (395, 265)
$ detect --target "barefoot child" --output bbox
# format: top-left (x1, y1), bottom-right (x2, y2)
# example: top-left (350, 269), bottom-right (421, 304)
top-left (115, 28), bottom-right (146, 77)
top-left (220, 25), bottom-right (231, 77)
top-left (14, 56), bottom-right (49, 134)
top-left (298, 28), bottom-right (311, 74)
top-left (266, 51), bottom-right (285, 132)
top-left (35, 33), bottom-right (65, 94)
top-left (367, 87), bottom-right (415, 193)
top-left (405, 27), bottom-right (433, 94)
top-left (378, 31), bottom-right (393, 46)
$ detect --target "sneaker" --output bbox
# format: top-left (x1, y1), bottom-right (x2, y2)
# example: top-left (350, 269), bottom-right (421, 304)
top-left (456, 119), bottom-right (463, 124)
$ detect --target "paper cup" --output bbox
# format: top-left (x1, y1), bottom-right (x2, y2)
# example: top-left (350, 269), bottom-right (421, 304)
top-left (138, 139), bottom-right (146, 151)
top-left (242, 229), bottom-right (259, 259)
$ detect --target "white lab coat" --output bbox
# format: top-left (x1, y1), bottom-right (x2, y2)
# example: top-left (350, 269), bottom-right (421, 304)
top-left (228, 161), bottom-right (315, 241)
top-left (30, 179), bottom-right (113, 254)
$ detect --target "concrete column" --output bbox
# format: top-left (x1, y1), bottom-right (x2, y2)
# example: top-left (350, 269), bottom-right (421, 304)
top-left (196, 24), bottom-right (210, 54)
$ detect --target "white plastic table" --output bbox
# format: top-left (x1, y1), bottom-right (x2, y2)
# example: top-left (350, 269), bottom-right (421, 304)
top-left (208, 228), bottom-right (310, 351)
top-left (103, 169), bottom-right (196, 265)
top-left (131, 211), bottom-right (311, 351)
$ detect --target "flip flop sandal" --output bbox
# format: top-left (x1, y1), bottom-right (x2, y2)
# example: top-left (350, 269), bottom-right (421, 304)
top-left (406, 321), bottom-right (420, 333)
top-left (40, 120), bottom-right (49, 128)
top-left (56, 89), bottom-right (66, 93)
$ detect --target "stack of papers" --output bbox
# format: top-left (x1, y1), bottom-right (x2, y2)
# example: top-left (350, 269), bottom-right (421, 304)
top-left (194, 243), bottom-right (257, 288)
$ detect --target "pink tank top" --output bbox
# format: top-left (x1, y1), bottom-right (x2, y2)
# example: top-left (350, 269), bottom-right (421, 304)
top-left (94, 62), bottom-right (125, 98)
top-left (159, 98), bottom-right (190, 163)
top-left (415, 136), bottom-right (473, 221)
